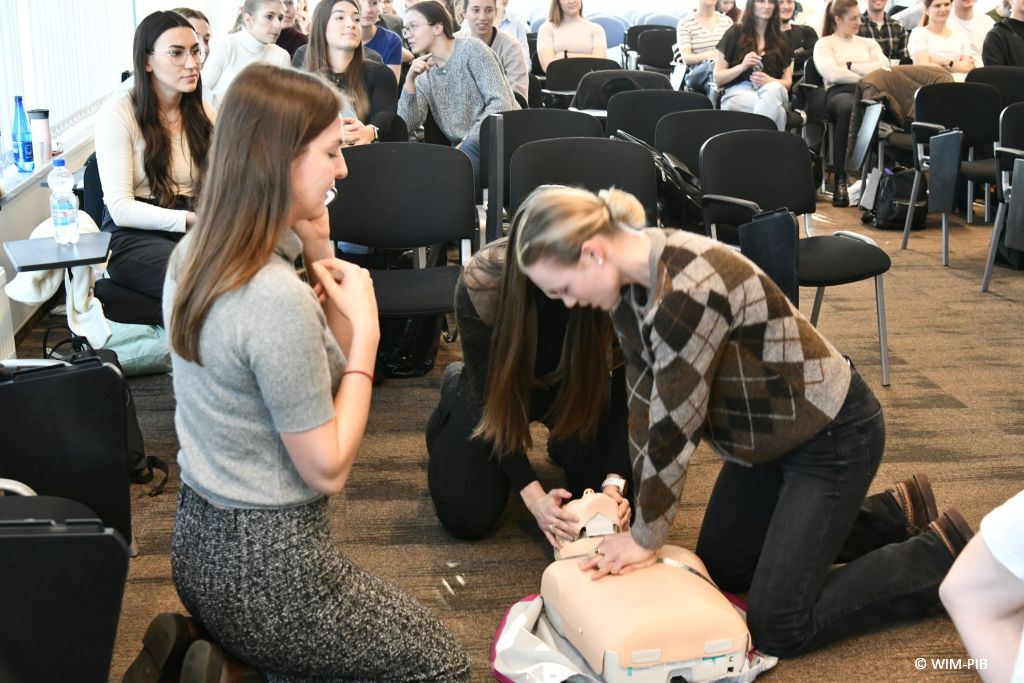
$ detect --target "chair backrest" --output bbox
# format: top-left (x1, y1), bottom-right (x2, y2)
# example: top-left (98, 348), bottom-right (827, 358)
top-left (848, 101), bottom-right (884, 174)
top-left (508, 137), bottom-right (659, 224)
top-left (607, 90), bottom-right (713, 146)
top-left (82, 152), bottom-right (104, 226)
top-left (656, 109), bottom-right (777, 178)
top-left (481, 108), bottom-right (604, 192)
top-left (588, 14), bottom-right (628, 48)
top-left (1001, 101), bottom-right (1024, 150)
top-left (570, 68), bottom-right (672, 110)
top-left (530, 15), bottom-right (546, 32)
top-left (643, 13), bottom-right (682, 28)
top-left (0, 497), bottom-right (129, 683)
top-left (329, 143), bottom-right (476, 248)
top-left (637, 28), bottom-right (676, 69)
top-left (625, 24), bottom-right (671, 51)
top-left (966, 66), bottom-right (1024, 107)
top-left (914, 82), bottom-right (1002, 150)
top-left (700, 130), bottom-right (817, 242)
top-left (544, 57), bottom-right (622, 91)
top-left (738, 211), bottom-right (799, 305)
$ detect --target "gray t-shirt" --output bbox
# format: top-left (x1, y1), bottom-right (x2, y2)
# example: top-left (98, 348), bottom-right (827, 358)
top-left (163, 229), bottom-right (345, 508)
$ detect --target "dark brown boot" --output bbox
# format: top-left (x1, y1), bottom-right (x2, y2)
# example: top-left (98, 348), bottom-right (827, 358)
top-left (887, 472), bottom-right (939, 536)
top-left (928, 509), bottom-right (974, 559)
top-left (180, 640), bottom-right (266, 683)
top-left (122, 613), bottom-right (202, 683)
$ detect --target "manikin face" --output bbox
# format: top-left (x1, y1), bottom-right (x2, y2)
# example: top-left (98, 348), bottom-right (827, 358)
top-left (327, 1), bottom-right (361, 51)
top-left (245, 1), bottom-right (285, 44)
top-left (523, 254), bottom-right (622, 311)
top-left (290, 118), bottom-right (349, 225)
top-left (146, 27), bottom-right (202, 95)
top-left (465, 0), bottom-right (498, 38)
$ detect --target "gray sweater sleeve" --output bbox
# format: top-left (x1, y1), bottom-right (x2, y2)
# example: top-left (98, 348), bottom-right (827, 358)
top-left (463, 39), bottom-right (519, 139)
top-left (397, 78), bottom-right (430, 134)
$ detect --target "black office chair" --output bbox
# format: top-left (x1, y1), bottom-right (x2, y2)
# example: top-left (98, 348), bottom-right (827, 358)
top-left (481, 109), bottom-right (604, 241)
top-left (636, 28), bottom-right (677, 76)
top-left (543, 57), bottom-right (621, 107)
top-left (0, 484), bottom-right (129, 683)
top-left (981, 103), bottom-right (1024, 292)
top-left (966, 66), bottom-right (1024, 106)
top-left (700, 130), bottom-right (892, 385)
top-left (606, 90), bottom-right (712, 146)
top-left (328, 143), bottom-right (476, 321)
top-left (569, 68), bottom-right (673, 111)
top-left (622, 24), bottom-right (672, 69)
top-left (81, 153), bottom-right (164, 325)
top-left (508, 137), bottom-right (659, 226)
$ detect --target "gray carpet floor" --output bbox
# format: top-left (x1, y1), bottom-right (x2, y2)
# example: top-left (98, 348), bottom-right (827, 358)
top-left (16, 198), bottom-right (1024, 682)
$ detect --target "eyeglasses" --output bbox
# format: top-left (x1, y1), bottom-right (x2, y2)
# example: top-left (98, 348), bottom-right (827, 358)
top-left (151, 46), bottom-right (207, 66)
top-left (402, 22), bottom-right (430, 35)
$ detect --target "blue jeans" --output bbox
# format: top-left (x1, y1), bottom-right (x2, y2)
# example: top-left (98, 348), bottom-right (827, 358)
top-left (456, 133), bottom-right (481, 192)
top-left (695, 367), bottom-right (952, 656)
top-left (720, 80), bottom-right (790, 131)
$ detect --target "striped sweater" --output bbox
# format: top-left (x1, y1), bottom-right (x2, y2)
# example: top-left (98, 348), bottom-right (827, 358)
top-left (612, 229), bottom-right (852, 549)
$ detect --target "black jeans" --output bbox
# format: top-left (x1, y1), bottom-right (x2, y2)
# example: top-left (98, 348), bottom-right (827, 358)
top-left (695, 367), bottom-right (952, 657)
top-left (826, 84), bottom-right (858, 177)
top-left (425, 362), bottom-right (631, 540)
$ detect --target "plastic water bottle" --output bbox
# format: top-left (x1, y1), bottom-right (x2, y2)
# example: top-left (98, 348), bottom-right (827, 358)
top-left (48, 159), bottom-right (80, 245)
top-left (11, 95), bottom-right (34, 173)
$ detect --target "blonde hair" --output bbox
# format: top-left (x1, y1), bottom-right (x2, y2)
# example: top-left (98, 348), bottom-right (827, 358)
top-left (514, 185), bottom-right (646, 270)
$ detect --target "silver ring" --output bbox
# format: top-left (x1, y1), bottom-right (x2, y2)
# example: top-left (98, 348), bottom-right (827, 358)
top-left (548, 522), bottom-right (556, 531)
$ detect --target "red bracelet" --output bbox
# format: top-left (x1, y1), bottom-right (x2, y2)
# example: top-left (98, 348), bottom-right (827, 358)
top-left (343, 369), bottom-right (374, 382)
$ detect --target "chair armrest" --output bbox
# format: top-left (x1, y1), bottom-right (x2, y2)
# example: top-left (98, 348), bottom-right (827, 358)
top-left (994, 146), bottom-right (1024, 199)
top-left (833, 230), bottom-right (880, 247)
top-left (701, 194), bottom-right (762, 214)
top-left (0, 479), bottom-right (38, 496)
top-left (910, 121), bottom-right (946, 169)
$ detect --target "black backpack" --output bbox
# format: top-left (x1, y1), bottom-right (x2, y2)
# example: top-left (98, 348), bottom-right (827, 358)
top-left (872, 168), bottom-right (927, 230)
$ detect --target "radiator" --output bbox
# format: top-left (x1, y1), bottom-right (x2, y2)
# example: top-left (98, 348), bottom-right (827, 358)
top-left (0, 267), bottom-right (16, 360)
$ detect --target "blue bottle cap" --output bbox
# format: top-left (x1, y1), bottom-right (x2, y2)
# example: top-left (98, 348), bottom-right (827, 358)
top-left (53, 159), bottom-right (65, 167)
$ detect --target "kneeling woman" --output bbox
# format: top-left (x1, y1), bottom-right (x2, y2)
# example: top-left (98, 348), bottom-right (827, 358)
top-left (427, 235), bottom-right (632, 547)
top-left (515, 185), bottom-right (972, 657)
top-left (165, 63), bottom-right (469, 681)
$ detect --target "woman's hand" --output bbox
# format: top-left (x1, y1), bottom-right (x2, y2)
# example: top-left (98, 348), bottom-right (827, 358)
top-left (521, 482), bottom-right (579, 548)
top-left (405, 52), bottom-right (435, 91)
top-left (741, 51), bottom-right (762, 68)
top-left (602, 486), bottom-right (631, 530)
top-left (185, 211), bottom-right (198, 227)
top-left (293, 210), bottom-right (330, 245)
top-left (341, 117), bottom-right (374, 146)
top-left (578, 531), bottom-right (658, 580)
top-left (311, 259), bottom-right (379, 333)
top-left (749, 70), bottom-right (773, 88)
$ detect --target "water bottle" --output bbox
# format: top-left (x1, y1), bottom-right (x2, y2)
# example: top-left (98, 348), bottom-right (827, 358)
top-left (11, 95), bottom-right (34, 173)
top-left (48, 159), bottom-right (80, 245)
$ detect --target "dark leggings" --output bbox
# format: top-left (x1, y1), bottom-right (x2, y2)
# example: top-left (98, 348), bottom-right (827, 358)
top-left (106, 227), bottom-right (183, 300)
top-left (826, 84), bottom-right (858, 177)
top-left (425, 362), bottom-right (631, 540)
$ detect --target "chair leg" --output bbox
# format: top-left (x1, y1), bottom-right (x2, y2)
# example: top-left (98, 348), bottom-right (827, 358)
top-left (984, 183), bottom-right (992, 223)
top-left (941, 211), bottom-right (950, 266)
top-left (981, 201), bottom-right (1007, 293)
top-left (967, 179), bottom-right (975, 224)
top-left (875, 274), bottom-right (890, 387)
top-left (901, 170), bottom-right (922, 249)
top-left (810, 287), bottom-right (825, 326)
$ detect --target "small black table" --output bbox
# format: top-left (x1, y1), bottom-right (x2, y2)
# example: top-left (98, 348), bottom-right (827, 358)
top-left (3, 231), bottom-right (110, 272)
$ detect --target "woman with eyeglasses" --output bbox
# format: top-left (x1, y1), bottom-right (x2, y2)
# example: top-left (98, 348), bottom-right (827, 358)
top-left (94, 11), bottom-right (214, 305)
top-left (202, 0), bottom-right (292, 104)
top-left (714, 0), bottom-right (794, 131)
top-left (299, 0), bottom-right (398, 146)
top-left (399, 0), bottom-right (518, 187)
top-left (535, 0), bottom-right (607, 72)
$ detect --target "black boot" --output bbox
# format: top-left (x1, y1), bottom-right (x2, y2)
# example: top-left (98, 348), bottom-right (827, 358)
top-left (832, 173), bottom-right (850, 207)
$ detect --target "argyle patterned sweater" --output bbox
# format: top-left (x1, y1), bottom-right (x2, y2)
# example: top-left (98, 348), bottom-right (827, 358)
top-left (612, 230), bottom-right (853, 550)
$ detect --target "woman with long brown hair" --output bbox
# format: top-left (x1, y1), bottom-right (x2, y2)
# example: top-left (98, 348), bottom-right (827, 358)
top-left (157, 63), bottom-right (469, 681)
top-left (300, 0), bottom-right (398, 145)
top-left (94, 10), bottom-right (214, 303)
top-left (713, 0), bottom-right (794, 130)
top-left (425, 229), bottom-right (632, 547)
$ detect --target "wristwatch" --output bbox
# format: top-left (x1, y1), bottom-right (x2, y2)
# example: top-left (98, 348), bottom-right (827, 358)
top-left (948, 60), bottom-right (954, 70)
top-left (601, 476), bottom-right (627, 495)
top-left (369, 124), bottom-right (380, 142)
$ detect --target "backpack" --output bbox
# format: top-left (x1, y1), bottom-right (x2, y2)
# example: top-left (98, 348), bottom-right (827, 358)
top-left (872, 168), bottom-right (927, 231)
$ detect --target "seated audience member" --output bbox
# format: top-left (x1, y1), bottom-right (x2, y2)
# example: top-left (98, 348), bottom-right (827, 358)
top-left (94, 11), bottom-right (214, 303)
top-left (515, 184), bottom-right (973, 659)
top-left (203, 0), bottom-right (292, 104)
top-left (427, 235), bottom-right (632, 544)
top-left (498, 0), bottom-right (532, 69)
top-left (536, 0), bottom-right (607, 72)
top-left (173, 7), bottom-right (211, 59)
top-left (861, 0), bottom-right (910, 61)
top-left (276, 0), bottom-right (310, 57)
top-left (983, 0), bottom-right (1024, 65)
top-left (779, 0), bottom-right (818, 81)
top-left (714, 0), bottom-right (793, 131)
top-left (361, 0), bottom-right (404, 81)
top-left (718, 0), bottom-right (742, 23)
top-left (158, 62), bottom-right (470, 682)
top-left (909, 0), bottom-right (979, 76)
top-left (948, 0), bottom-right (995, 64)
top-left (300, 0), bottom-right (398, 145)
top-left (399, 1), bottom-right (519, 185)
top-left (675, 0), bottom-right (734, 93)
top-left (814, 0), bottom-right (890, 206)
top-left (458, 0), bottom-right (529, 101)
top-left (941, 489), bottom-right (1024, 683)
top-left (378, 0), bottom-right (404, 32)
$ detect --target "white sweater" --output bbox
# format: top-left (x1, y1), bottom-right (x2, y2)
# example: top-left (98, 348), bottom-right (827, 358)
top-left (813, 34), bottom-right (891, 88)
top-left (94, 93), bottom-right (216, 233)
top-left (202, 29), bottom-right (292, 104)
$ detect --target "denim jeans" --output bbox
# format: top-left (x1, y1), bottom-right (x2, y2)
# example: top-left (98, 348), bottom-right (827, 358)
top-left (719, 80), bottom-right (790, 131)
top-left (695, 367), bottom-right (953, 657)
top-left (456, 132), bottom-right (481, 193)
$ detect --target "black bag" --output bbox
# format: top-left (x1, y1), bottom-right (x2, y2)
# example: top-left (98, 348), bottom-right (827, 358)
top-left (872, 168), bottom-right (927, 230)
